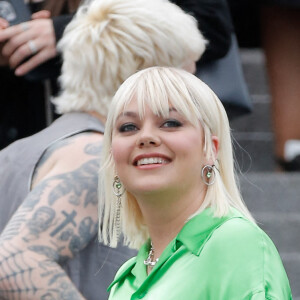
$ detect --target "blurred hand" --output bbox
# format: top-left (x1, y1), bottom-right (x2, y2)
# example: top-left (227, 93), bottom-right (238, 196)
top-left (0, 17), bottom-right (9, 66)
top-left (0, 10), bottom-right (57, 76)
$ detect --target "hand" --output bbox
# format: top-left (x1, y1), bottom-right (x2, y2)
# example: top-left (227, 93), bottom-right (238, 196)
top-left (0, 17), bottom-right (9, 66)
top-left (0, 10), bottom-right (57, 76)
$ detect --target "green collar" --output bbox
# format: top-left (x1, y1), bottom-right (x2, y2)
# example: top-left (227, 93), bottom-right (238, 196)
top-left (176, 208), bottom-right (243, 256)
top-left (108, 207), bottom-right (245, 291)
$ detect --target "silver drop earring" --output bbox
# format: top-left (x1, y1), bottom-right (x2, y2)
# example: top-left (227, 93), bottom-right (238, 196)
top-left (201, 165), bottom-right (216, 186)
top-left (113, 175), bottom-right (125, 239)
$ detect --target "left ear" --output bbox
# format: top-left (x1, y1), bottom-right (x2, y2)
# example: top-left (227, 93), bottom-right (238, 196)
top-left (210, 135), bottom-right (219, 164)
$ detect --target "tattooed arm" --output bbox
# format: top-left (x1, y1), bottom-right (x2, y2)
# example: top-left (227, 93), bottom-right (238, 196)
top-left (0, 133), bottom-right (103, 300)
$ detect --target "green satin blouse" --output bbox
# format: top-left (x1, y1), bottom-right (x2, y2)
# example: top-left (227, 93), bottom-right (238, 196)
top-left (108, 208), bottom-right (292, 300)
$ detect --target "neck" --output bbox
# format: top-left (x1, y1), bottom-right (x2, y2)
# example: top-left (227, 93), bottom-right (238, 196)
top-left (87, 111), bottom-right (106, 124)
top-left (137, 187), bottom-right (207, 260)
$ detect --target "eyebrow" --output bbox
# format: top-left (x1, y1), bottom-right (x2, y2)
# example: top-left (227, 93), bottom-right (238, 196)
top-left (169, 107), bottom-right (177, 113)
top-left (116, 111), bottom-right (138, 121)
top-left (115, 107), bottom-right (179, 121)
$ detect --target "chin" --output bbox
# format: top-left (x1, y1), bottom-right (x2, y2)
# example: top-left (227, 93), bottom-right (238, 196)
top-left (129, 182), bottom-right (172, 198)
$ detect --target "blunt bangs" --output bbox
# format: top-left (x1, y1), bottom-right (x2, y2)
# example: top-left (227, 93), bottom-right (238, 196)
top-left (109, 67), bottom-right (203, 131)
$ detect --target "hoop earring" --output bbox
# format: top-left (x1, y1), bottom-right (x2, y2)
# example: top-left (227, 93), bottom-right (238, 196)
top-left (201, 165), bottom-right (216, 186)
top-left (113, 175), bottom-right (125, 239)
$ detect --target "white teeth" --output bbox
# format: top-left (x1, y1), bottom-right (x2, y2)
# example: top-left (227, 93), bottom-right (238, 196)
top-left (137, 157), bottom-right (168, 166)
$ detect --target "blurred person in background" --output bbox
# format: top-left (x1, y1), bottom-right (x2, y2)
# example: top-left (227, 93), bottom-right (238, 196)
top-left (0, 0), bottom-right (234, 150)
top-left (0, 0), bottom-right (81, 149)
top-left (0, 0), bottom-right (207, 298)
top-left (228, 0), bottom-right (300, 171)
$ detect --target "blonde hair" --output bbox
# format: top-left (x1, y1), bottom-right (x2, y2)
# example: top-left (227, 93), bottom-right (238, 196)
top-left (99, 67), bottom-right (255, 249)
top-left (52, 0), bottom-right (206, 116)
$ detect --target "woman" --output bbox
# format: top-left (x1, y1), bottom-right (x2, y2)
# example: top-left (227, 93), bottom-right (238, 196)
top-left (99, 67), bottom-right (292, 299)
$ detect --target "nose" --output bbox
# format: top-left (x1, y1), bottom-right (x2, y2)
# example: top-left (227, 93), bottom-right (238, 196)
top-left (136, 127), bottom-right (161, 148)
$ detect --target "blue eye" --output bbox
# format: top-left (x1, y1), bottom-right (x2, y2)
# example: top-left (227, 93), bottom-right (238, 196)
top-left (119, 123), bottom-right (138, 132)
top-left (161, 119), bottom-right (182, 128)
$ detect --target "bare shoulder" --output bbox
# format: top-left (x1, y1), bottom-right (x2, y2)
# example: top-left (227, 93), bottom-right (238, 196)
top-left (32, 132), bottom-right (104, 188)
top-left (0, 132), bottom-right (104, 258)
top-left (0, 132), bottom-right (104, 298)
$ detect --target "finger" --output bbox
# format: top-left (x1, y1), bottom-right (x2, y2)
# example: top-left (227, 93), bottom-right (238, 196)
top-left (2, 28), bottom-right (35, 57)
top-left (0, 18), bottom-right (9, 29)
top-left (0, 26), bottom-right (17, 42)
top-left (8, 39), bottom-right (40, 69)
top-left (32, 10), bottom-right (51, 19)
top-left (0, 22), bottom-right (30, 43)
top-left (15, 48), bottom-right (55, 76)
top-left (0, 43), bottom-right (9, 66)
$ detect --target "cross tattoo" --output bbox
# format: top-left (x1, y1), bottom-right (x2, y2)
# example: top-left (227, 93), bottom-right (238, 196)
top-left (50, 210), bottom-right (77, 237)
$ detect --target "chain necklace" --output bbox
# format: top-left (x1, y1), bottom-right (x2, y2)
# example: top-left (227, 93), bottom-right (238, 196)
top-left (143, 241), bottom-right (159, 267)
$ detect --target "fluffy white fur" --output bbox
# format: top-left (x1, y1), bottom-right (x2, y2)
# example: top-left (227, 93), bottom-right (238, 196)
top-left (52, 0), bottom-right (206, 116)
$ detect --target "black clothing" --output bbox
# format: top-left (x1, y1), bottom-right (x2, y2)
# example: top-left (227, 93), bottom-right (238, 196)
top-left (0, 8), bottom-right (76, 150)
top-left (174, 0), bottom-right (233, 62)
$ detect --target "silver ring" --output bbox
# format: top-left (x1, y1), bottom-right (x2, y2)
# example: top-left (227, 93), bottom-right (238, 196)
top-left (28, 40), bottom-right (38, 55)
top-left (20, 22), bottom-right (29, 32)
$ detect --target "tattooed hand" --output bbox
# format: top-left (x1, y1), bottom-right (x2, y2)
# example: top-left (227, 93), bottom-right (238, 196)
top-left (0, 133), bottom-right (103, 299)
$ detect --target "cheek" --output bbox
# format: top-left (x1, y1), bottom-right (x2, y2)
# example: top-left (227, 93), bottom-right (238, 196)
top-left (111, 137), bottom-right (133, 175)
top-left (172, 135), bottom-right (205, 168)
top-left (111, 139), bottom-right (125, 167)
top-left (174, 135), bottom-right (204, 156)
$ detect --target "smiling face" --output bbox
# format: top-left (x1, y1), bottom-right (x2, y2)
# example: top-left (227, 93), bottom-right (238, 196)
top-left (111, 98), bottom-right (215, 201)
top-left (99, 67), bottom-right (231, 248)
